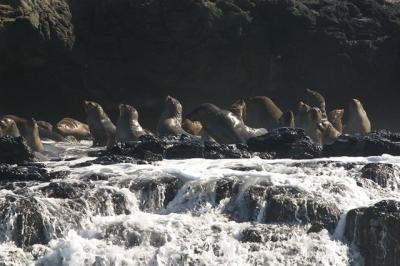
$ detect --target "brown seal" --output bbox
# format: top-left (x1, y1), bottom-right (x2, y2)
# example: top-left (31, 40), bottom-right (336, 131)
top-left (344, 99), bottom-right (371, 134)
top-left (229, 99), bottom-right (246, 121)
top-left (83, 101), bottom-right (116, 146)
top-left (303, 108), bottom-right (340, 145)
top-left (157, 96), bottom-right (192, 137)
top-left (328, 109), bottom-right (344, 133)
top-left (0, 118), bottom-right (20, 137)
top-left (306, 89), bottom-right (327, 119)
top-left (182, 119), bottom-right (203, 136)
top-left (279, 110), bottom-right (295, 128)
top-left (56, 118), bottom-right (91, 140)
top-left (25, 118), bottom-right (44, 153)
top-left (187, 103), bottom-right (267, 144)
top-left (245, 96), bottom-right (283, 129)
top-left (295, 101), bottom-right (311, 129)
top-left (37, 120), bottom-right (66, 141)
top-left (116, 104), bottom-right (152, 142)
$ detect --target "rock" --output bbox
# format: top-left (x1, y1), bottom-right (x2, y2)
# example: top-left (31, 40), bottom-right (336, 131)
top-left (345, 200), bottom-right (400, 266)
top-left (247, 128), bottom-right (322, 159)
top-left (40, 182), bottom-right (90, 199)
top-left (130, 176), bottom-right (184, 211)
top-left (0, 137), bottom-right (34, 164)
top-left (324, 131), bottom-right (400, 157)
top-left (165, 139), bottom-right (205, 159)
top-left (0, 163), bottom-right (68, 182)
top-left (361, 163), bottom-right (399, 189)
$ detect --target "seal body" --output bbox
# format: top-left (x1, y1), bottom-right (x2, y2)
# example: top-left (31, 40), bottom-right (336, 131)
top-left (83, 101), bottom-right (116, 146)
top-left (344, 99), bottom-right (371, 134)
top-left (157, 96), bottom-right (191, 137)
top-left (279, 110), bottom-right (295, 128)
top-left (295, 101), bottom-right (311, 129)
top-left (306, 89), bottom-right (327, 119)
top-left (229, 99), bottom-right (246, 121)
top-left (0, 118), bottom-right (20, 137)
top-left (56, 118), bottom-right (91, 140)
top-left (37, 120), bottom-right (65, 141)
top-left (187, 103), bottom-right (267, 144)
top-left (328, 109), bottom-right (344, 133)
top-left (182, 119), bottom-right (203, 136)
top-left (303, 108), bottom-right (340, 145)
top-left (116, 104), bottom-right (151, 142)
top-left (245, 96), bottom-right (283, 129)
top-left (25, 118), bottom-right (44, 153)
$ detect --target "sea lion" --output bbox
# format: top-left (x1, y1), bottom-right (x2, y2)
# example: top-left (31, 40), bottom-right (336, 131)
top-left (56, 118), bottom-right (91, 140)
top-left (116, 104), bottom-right (152, 142)
top-left (0, 118), bottom-right (20, 137)
top-left (83, 101), bottom-right (116, 146)
top-left (279, 110), bottom-right (295, 128)
top-left (303, 108), bottom-right (340, 145)
top-left (306, 89), bottom-right (327, 119)
top-left (1, 115), bottom-right (28, 137)
top-left (229, 99), bottom-right (246, 121)
top-left (25, 118), bottom-right (44, 153)
top-left (182, 119), bottom-right (203, 136)
top-left (37, 120), bottom-right (66, 141)
top-left (344, 99), bottom-right (371, 134)
top-left (157, 96), bottom-right (192, 137)
top-left (295, 101), bottom-right (311, 129)
top-left (328, 109), bottom-right (344, 133)
top-left (187, 103), bottom-right (267, 144)
top-left (245, 96), bottom-right (283, 129)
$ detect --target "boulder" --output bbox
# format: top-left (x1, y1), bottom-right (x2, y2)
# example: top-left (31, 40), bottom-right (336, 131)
top-left (361, 163), bottom-right (399, 189)
top-left (0, 137), bottom-right (34, 164)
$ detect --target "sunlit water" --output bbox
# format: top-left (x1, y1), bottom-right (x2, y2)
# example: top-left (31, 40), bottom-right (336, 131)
top-left (0, 140), bottom-right (399, 265)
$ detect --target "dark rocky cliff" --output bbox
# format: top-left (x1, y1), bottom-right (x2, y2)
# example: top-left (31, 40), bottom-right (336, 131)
top-left (1, 0), bottom-right (400, 130)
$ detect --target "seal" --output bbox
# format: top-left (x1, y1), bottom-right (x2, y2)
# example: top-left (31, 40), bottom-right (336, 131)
top-left (116, 104), bottom-right (152, 142)
top-left (56, 117), bottom-right (91, 140)
top-left (1, 115), bottom-right (28, 137)
top-left (344, 99), bottom-right (371, 134)
top-left (157, 96), bottom-right (192, 137)
top-left (303, 107), bottom-right (340, 145)
top-left (328, 109), bottom-right (344, 133)
top-left (187, 103), bottom-right (267, 144)
top-left (25, 118), bottom-right (44, 153)
top-left (83, 101), bottom-right (116, 146)
top-left (182, 119), bottom-right (203, 136)
top-left (0, 118), bottom-right (20, 137)
top-left (245, 96), bottom-right (283, 129)
top-left (37, 120), bottom-right (66, 141)
top-left (306, 89), bottom-right (327, 119)
top-left (229, 99), bottom-right (246, 121)
top-left (279, 110), bottom-right (295, 128)
top-left (295, 101), bottom-right (311, 129)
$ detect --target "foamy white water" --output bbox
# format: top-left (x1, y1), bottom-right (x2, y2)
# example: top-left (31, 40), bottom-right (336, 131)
top-left (0, 141), bottom-right (399, 265)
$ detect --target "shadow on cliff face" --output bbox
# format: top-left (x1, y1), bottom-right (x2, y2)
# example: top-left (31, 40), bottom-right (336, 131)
top-left (0, 0), bottom-right (400, 130)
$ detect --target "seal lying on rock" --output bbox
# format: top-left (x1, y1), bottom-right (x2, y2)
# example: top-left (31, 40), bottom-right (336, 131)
top-left (83, 101), bottom-right (116, 146)
top-left (344, 99), bottom-right (371, 134)
top-left (157, 96), bottom-right (192, 137)
top-left (187, 103), bottom-right (267, 144)
top-left (0, 118), bottom-right (20, 137)
top-left (229, 99), bottom-right (246, 121)
top-left (36, 120), bottom-right (66, 141)
top-left (25, 118), bottom-right (44, 153)
top-left (328, 109), bottom-right (344, 133)
top-left (245, 96), bottom-right (283, 129)
top-left (303, 108), bottom-right (340, 145)
top-left (56, 118), bottom-right (91, 140)
top-left (295, 101), bottom-right (311, 129)
top-left (116, 104), bottom-right (152, 142)
top-left (279, 110), bottom-right (295, 128)
top-left (182, 119), bottom-right (203, 136)
top-left (306, 89), bottom-right (327, 119)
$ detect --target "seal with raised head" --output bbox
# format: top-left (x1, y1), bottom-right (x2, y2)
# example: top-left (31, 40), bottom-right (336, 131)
top-left (295, 101), bottom-right (311, 129)
top-left (116, 104), bottom-right (152, 142)
top-left (56, 118), bottom-right (91, 140)
top-left (328, 109), bottom-right (344, 133)
top-left (187, 103), bottom-right (267, 144)
top-left (344, 99), bottom-right (371, 134)
top-left (25, 118), bottom-right (44, 153)
top-left (229, 99), bottom-right (246, 121)
top-left (306, 89), bottom-right (327, 119)
top-left (1, 115), bottom-right (28, 137)
top-left (245, 96), bottom-right (283, 129)
top-left (0, 118), bottom-right (20, 137)
top-left (182, 119), bottom-right (203, 136)
top-left (157, 96), bottom-right (192, 137)
top-left (303, 108), bottom-right (340, 145)
top-left (83, 101), bottom-right (116, 146)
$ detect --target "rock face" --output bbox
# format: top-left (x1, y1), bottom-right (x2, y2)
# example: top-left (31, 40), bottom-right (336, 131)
top-left (1, 1), bottom-right (400, 130)
top-left (0, 137), bottom-right (34, 164)
top-left (361, 163), bottom-right (399, 189)
top-left (345, 200), bottom-right (400, 266)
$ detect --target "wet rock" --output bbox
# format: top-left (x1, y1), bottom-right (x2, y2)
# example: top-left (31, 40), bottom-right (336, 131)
top-left (86, 188), bottom-right (132, 216)
top-left (307, 223), bottom-right (325, 234)
top-left (91, 155), bottom-right (138, 165)
top-left (0, 137), bottom-right (34, 164)
top-left (204, 142), bottom-right (253, 159)
top-left (130, 176), bottom-right (184, 211)
top-left (40, 182), bottom-right (90, 199)
top-left (0, 164), bottom-right (67, 182)
top-left (225, 182), bottom-right (341, 232)
top-left (247, 128), bottom-right (322, 159)
top-left (361, 163), bottom-right (399, 189)
top-left (240, 227), bottom-right (263, 243)
top-left (165, 139), bottom-right (204, 159)
top-left (82, 174), bottom-right (110, 181)
top-left (239, 225), bottom-right (293, 244)
top-left (324, 130), bottom-right (400, 157)
top-left (215, 177), bottom-right (242, 204)
top-left (345, 200), bottom-right (400, 266)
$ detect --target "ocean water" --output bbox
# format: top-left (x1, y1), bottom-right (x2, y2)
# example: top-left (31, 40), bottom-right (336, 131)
top-left (0, 140), bottom-right (399, 265)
